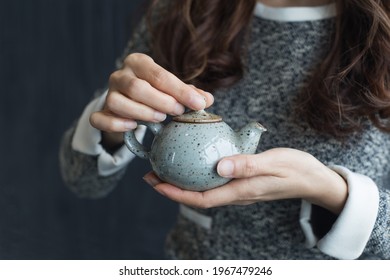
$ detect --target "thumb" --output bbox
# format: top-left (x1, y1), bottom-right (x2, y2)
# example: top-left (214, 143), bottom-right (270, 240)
top-left (217, 154), bottom-right (267, 179)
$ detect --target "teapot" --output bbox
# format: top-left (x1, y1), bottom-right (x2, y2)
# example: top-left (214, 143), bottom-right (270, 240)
top-left (124, 110), bottom-right (266, 191)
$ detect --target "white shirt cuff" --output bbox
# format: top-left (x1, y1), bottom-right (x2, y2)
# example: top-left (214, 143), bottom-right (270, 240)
top-left (71, 90), bottom-right (146, 176)
top-left (300, 165), bottom-right (379, 259)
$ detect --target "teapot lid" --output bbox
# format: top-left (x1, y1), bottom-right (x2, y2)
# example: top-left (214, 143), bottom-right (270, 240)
top-left (173, 110), bottom-right (222, 123)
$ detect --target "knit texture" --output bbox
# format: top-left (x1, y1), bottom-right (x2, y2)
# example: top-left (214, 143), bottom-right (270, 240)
top-left (59, 12), bottom-right (390, 259)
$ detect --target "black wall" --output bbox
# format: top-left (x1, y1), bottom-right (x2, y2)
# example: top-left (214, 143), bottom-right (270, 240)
top-left (0, 0), bottom-right (177, 259)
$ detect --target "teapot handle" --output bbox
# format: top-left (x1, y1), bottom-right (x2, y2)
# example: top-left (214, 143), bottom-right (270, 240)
top-left (123, 121), bottom-right (163, 159)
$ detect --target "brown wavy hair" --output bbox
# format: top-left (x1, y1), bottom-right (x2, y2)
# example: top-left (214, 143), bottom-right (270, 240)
top-left (147, 0), bottom-right (390, 137)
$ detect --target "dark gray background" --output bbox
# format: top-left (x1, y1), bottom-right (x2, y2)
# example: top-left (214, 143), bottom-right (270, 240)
top-left (0, 0), bottom-right (177, 259)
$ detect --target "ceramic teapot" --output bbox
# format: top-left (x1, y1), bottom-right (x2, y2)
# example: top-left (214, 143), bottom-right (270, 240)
top-left (124, 110), bottom-right (266, 191)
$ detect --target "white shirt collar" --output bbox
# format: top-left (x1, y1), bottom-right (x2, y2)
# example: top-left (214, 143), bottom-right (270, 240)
top-left (254, 2), bottom-right (337, 22)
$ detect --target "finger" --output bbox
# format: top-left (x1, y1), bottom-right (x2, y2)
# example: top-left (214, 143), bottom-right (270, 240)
top-left (188, 85), bottom-right (214, 108)
top-left (142, 171), bottom-right (163, 185)
top-left (122, 79), bottom-right (186, 116)
top-left (105, 91), bottom-right (167, 123)
top-left (203, 91), bottom-right (214, 108)
top-left (151, 183), bottom-right (222, 209)
top-left (89, 111), bottom-right (137, 133)
top-left (217, 154), bottom-right (272, 179)
top-left (110, 70), bottom-right (186, 116)
top-left (143, 171), bottom-right (258, 207)
top-left (152, 180), bottom-right (248, 209)
top-left (126, 53), bottom-right (207, 110)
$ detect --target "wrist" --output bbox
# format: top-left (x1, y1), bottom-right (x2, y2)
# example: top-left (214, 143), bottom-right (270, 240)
top-left (306, 166), bottom-right (348, 214)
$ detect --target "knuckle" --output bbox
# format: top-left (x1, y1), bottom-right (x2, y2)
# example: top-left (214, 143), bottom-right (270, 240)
top-left (89, 112), bottom-right (99, 128)
top-left (124, 53), bottom-right (151, 66)
top-left (105, 92), bottom-right (120, 110)
top-left (151, 68), bottom-right (168, 86)
top-left (243, 156), bottom-right (258, 177)
top-left (108, 71), bottom-right (121, 86)
top-left (109, 69), bottom-right (139, 91)
top-left (124, 53), bottom-right (139, 66)
top-left (126, 77), bottom-right (143, 94)
top-left (196, 193), bottom-right (213, 209)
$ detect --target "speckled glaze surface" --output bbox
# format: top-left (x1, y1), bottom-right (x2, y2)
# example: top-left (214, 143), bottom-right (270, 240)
top-left (124, 110), bottom-right (266, 191)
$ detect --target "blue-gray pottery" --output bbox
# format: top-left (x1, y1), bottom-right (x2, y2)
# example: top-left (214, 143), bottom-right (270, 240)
top-left (124, 110), bottom-right (266, 191)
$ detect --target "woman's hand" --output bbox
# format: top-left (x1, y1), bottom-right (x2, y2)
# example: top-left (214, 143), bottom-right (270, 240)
top-left (143, 148), bottom-right (348, 214)
top-left (89, 53), bottom-right (214, 148)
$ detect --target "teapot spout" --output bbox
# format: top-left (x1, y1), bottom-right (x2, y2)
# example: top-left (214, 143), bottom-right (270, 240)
top-left (237, 122), bottom-right (267, 154)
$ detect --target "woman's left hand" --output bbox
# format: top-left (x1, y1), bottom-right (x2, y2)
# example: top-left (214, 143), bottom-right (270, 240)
top-left (143, 148), bottom-right (348, 214)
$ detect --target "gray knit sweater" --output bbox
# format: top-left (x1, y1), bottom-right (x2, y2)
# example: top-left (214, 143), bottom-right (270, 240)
top-left (60, 5), bottom-right (390, 259)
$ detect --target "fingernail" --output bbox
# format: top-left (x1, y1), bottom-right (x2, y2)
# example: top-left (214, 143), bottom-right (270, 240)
top-left (153, 111), bottom-right (167, 122)
top-left (205, 91), bottom-right (213, 98)
top-left (190, 91), bottom-right (206, 110)
top-left (143, 176), bottom-right (160, 186)
top-left (153, 186), bottom-right (166, 196)
top-left (217, 160), bottom-right (234, 178)
top-left (173, 103), bottom-right (185, 115)
top-left (204, 92), bottom-right (214, 105)
top-left (124, 120), bottom-right (137, 130)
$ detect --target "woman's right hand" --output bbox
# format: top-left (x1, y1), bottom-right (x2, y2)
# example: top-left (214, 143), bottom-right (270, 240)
top-left (89, 53), bottom-right (214, 148)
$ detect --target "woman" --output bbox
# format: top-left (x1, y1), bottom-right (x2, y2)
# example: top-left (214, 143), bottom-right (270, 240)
top-left (60, 0), bottom-right (390, 259)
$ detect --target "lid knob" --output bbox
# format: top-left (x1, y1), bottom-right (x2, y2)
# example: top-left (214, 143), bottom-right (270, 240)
top-left (172, 110), bottom-right (222, 123)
